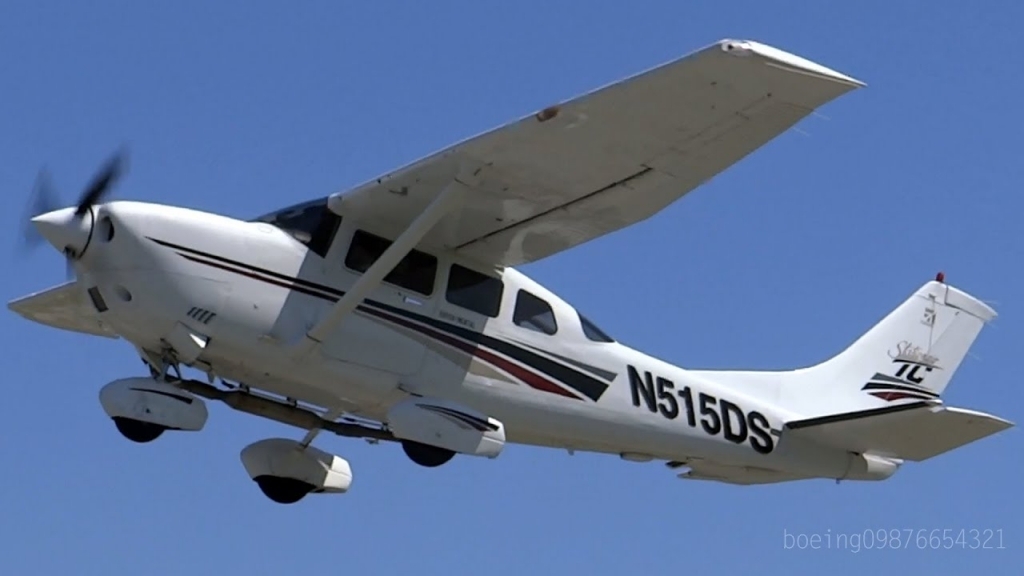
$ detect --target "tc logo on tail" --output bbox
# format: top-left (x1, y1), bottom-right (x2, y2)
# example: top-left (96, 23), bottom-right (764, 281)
top-left (861, 341), bottom-right (942, 402)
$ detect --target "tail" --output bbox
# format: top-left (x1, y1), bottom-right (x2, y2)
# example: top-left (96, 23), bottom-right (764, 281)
top-left (776, 275), bottom-right (1012, 463)
top-left (782, 274), bottom-right (995, 415)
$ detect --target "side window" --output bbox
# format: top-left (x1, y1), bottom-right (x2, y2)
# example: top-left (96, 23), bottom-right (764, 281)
top-left (579, 312), bottom-right (615, 343)
top-left (513, 290), bottom-right (558, 335)
top-left (445, 264), bottom-right (503, 318)
top-left (344, 230), bottom-right (437, 296)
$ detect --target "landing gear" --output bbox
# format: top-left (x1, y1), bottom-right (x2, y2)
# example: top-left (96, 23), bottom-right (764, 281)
top-left (253, 476), bottom-right (317, 505)
top-left (240, 438), bottom-right (353, 505)
top-left (112, 416), bottom-right (166, 443)
top-left (401, 439), bottom-right (456, 467)
top-left (100, 377), bottom-right (208, 443)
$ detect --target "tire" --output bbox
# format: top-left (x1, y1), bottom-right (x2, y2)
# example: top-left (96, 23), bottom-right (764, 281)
top-left (401, 440), bottom-right (456, 467)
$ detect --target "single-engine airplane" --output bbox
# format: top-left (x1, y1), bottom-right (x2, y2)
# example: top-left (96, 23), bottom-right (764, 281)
top-left (10, 39), bottom-right (1012, 504)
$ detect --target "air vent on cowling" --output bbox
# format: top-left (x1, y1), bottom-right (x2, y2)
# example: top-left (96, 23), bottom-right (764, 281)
top-left (186, 306), bottom-right (216, 324)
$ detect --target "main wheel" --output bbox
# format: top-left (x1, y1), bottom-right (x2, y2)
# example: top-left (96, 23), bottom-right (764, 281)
top-left (254, 475), bottom-right (315, 504)
top-left (112, 417), bottom-right (165, 443)
top-left (401, 440), bottom-right (456, 467)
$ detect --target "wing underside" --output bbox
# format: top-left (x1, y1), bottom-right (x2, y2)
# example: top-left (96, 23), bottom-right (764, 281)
top-left (8, 281), bottom-right (118, 338)
top-left (335, 38), bottom-right (864, 266)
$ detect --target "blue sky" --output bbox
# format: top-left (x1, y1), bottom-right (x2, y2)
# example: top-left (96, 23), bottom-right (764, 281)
top-left (1, 1), bottom-right (1020, 573)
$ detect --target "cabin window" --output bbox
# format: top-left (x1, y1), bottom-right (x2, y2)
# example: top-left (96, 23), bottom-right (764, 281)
top-left (445, 264), bottom-right (503, 317)
top-left (513, 290), bottom-right (558, 335)
top-left (578, 311), bottom-right (615, 343)
top-left (344, 229), bottom-right (437, 296)
top-left (252, 198), bottom-right (342, 258)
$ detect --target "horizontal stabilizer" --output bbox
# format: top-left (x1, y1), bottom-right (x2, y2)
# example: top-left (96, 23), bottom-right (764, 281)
top-left (784, 401), bottom-right (1012, 461)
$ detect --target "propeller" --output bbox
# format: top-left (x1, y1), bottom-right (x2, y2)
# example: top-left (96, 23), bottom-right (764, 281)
top-left (20, 169), bottom-right (61, 250)
top-left (19, 149), bottom-right (129, 277)
top-left (74, 151), bottom-right (128, 218)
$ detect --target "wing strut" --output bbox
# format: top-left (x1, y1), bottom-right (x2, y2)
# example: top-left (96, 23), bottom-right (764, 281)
top-left (291, 180), bottom-right (466, 358)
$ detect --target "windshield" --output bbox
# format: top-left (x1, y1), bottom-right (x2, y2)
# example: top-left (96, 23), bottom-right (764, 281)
top-left (252, 197), bottom-right (341, 257)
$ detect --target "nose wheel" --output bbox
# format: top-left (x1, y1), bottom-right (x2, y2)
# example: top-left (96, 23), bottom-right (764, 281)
top-left (241, 438), bottom-right (353, 504)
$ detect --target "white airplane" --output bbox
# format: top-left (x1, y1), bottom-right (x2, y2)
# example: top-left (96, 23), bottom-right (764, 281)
top-left (10, 39), bottom-right (1012, 504)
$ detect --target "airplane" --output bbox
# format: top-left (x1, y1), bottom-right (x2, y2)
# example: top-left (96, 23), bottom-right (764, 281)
top-left (10, 39), bottom-right (1012, 505)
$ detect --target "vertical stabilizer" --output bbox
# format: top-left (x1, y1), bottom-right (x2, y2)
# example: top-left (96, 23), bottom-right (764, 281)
top-left (781, 276), bottom-right (996, 416)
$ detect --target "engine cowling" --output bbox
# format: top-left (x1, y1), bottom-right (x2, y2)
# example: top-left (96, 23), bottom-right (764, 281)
top-left (99, 377), bottom-right (208, 436)
top-left (240, 438), bottom-right (353, 504)
top-left (387, 396), bottom-right (505, 458)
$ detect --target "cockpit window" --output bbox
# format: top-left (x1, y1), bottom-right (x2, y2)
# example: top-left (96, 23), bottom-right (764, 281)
top-left (578, 311), bottom-right (614, 343)
top-left (252, 198), bottom-right (342, 258)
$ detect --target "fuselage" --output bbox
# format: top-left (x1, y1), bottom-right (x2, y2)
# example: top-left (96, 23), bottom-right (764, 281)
top-left (48, 198), bottom-right (862, 480)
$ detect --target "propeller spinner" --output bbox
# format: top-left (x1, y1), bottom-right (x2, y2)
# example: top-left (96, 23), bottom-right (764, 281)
top-left (20, 150), bottom-right (129, 277)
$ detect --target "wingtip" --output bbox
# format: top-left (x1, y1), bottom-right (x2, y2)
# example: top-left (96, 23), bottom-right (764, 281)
top-left (717, 38), bottom-right (866, 88)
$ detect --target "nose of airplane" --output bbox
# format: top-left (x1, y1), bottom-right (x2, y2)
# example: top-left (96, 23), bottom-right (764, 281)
top-left (31, 207), bottom-right (92, 256)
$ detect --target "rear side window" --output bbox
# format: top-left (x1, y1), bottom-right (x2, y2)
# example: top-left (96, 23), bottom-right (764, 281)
top-left (579, 312), bottom-right (615, 343)
top-left (513, 290), bottom-right (558, 335)
top-left (445, 264), bottom-right (503, 317)
top-left (344, 230), bottom-right (437, 296)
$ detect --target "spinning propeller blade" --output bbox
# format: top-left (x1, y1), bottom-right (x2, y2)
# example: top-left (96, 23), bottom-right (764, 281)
top-left (75, 150), bottom-right (128, 217)
top-left (17, 148), bottom-right (130, 279)
top-left (20, 169), bottom-right (60, 250)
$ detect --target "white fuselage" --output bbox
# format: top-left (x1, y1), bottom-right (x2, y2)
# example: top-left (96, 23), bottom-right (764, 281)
top-left (59, 200), bottom-right (862, 480)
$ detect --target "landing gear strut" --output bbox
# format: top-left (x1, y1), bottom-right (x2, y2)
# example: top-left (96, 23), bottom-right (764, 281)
top-left (401, 440), bottom-right (456, 468)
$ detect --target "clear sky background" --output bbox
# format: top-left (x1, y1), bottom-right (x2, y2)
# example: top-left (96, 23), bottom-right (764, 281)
top-left (1, 1), bottom-right (1020, 574)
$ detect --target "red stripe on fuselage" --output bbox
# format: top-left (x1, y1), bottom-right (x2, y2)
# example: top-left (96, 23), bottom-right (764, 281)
top-left (870, 391), bottom-right (933, 402)
top-left (360, 307), bottom-right (581, 400)
top-left (175, 250), bottom-right (583, 401)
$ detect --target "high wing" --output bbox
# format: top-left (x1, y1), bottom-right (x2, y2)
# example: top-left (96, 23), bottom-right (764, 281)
top-left (332, 39), bottom-right (864, 267)
top-left (8, 281), bottom-right (119, 339)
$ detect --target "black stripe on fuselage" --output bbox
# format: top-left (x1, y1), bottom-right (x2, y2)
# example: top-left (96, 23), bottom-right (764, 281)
top-left (784, 400), bottom-right (931, 430)
top-left (861, 381), bottom-right (940, 399)
top-left (148, 237), bottom-right (611, 402)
